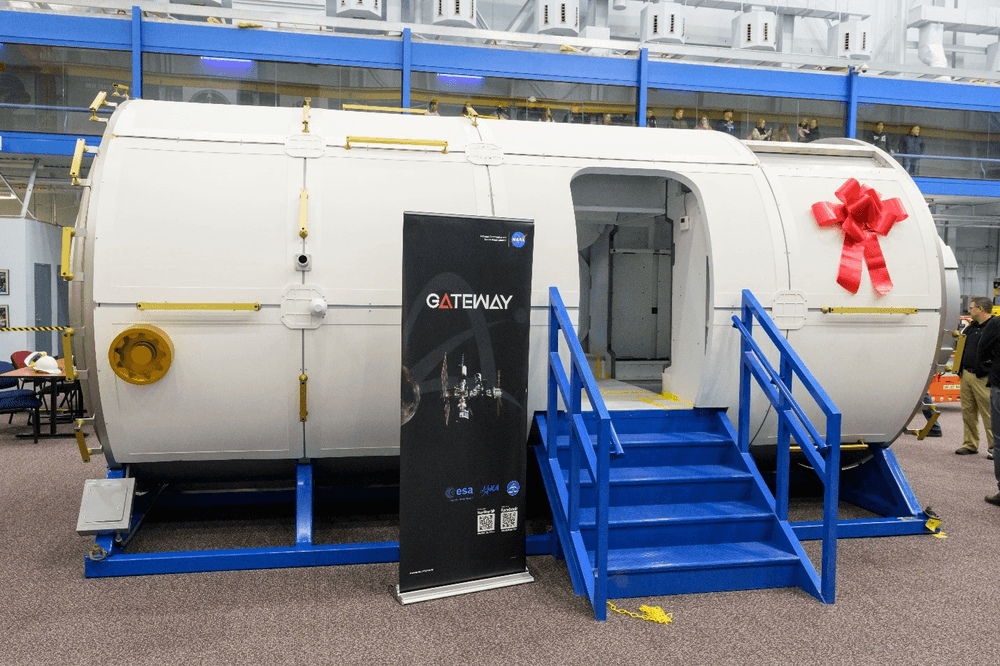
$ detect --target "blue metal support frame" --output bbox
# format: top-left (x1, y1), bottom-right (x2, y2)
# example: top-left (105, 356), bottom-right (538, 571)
top-left (84, 460), bottom-right (551, 577)
top-left (637, 48), bottom-right (648, 128)
top-left (401, 28), bottom-right (411, 109)
top-left (732, 289), bottom-right (840, 604)
top-left (131, 6), bottom-right (143, 99)
top-left (845, 69), bottom-right (858, 139)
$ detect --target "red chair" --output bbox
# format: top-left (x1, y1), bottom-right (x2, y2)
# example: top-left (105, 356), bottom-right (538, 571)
top-left (10, 350), bottom-right (32, 369)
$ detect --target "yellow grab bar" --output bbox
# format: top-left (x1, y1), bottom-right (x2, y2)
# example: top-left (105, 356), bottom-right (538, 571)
top-left (62, 328), bottom-right (77, 381)
top-left (345, 136), bottom-right (448, 153)
top-left (299, 374), bottom-right (308, 422)
top-left (75, 419), bottom-right (101, 463)
top-left (61, 227), bottom-right (76, 281)
top-left (299, 188), bottom-right (309, 239)
top-left (342, 104), bottom-right (429, 115)
top-left (136, 302), bottom-right (262, 311)
top-left (70, 138), bottom-right (87, 185)
top-left (820, 307), bottom-right (918, 315)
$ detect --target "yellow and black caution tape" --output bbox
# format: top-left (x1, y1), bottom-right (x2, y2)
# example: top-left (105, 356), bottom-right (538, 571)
top-left (1, 326), bottom-right (70, 332)
top-left (607, 601), bottom-right (673, 625)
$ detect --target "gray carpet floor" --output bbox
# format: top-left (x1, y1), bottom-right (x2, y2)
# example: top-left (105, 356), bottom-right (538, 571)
top-left (2, 403), bottom-right (999, 665)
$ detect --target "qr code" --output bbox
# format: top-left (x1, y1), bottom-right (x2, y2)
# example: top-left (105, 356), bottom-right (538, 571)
top-left (500, 509), bottom-right (518, 532)
top-left (477, 510), bottom-right (496, 534)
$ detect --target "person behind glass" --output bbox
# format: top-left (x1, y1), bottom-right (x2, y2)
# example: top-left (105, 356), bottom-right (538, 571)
top-left (540, 107), bottom-right (554, 122)
top-left (805, 118), bottom-right (821, 142)
top-left (956, 297), bottom-right (996, 456)
top-left (897, 125), bottom-right (924, 176)
top-left (461, 102), bottom-right (478, 118)
top-left (869, 121), bottom-right (889, 151)
top-left (797, 119), bottom-right (809, 142)
top-left (748, 117), bottom-right (771, 141)
top-left (695, 116), bottom-right (711, 130)
top-left (775, 123), bottom-right (791, 142)
top-left (646, 111), bottom-right (657, 128)
top-left (427, 99), bottom-right (440, 116)
top-left (715, 109), bottom-right (736, 135)
top-left (495, 105), bottom-right (509, 120)
top-left (603, 113), bottom-right (613, 125)
top-left (669, 107), bottom-right (688, 129)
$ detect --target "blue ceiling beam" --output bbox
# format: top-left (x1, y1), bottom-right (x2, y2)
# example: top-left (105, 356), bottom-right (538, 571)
top-left (856, 76), bottom-right (1000, 113)
top-left (647, 60), bottom-right (847, 101)
top-left (914, 177), bottom-right (1000, 198)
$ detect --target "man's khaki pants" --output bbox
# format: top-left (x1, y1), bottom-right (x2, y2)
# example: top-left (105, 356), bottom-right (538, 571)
top-left (961, 369), bottom-right (994, 452)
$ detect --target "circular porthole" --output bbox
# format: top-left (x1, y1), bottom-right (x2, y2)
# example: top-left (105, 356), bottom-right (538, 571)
top-left (108, 325), bottom-right (174, 385)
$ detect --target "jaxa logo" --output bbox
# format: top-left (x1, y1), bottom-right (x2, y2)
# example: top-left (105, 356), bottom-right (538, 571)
top-left (481, 484), bottom-right (500, 496)
top-left (426, 293), bottom-right (513, 310)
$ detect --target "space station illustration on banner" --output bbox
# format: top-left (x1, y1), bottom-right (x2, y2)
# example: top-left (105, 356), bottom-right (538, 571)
top-left (397, 212), bottom-right (535, 603)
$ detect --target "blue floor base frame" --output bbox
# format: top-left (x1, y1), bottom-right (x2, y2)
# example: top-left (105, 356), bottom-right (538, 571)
top-left (85, 463), bottom-right (551, 578)
top-left (791, 445), bottom-right (933, 541)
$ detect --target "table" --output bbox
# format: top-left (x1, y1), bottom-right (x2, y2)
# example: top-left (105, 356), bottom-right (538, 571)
top-left (0, 358), bottom-right (80, 439)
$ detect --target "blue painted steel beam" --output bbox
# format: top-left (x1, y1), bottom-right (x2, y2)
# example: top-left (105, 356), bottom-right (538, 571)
top-left (0, 132), bottom-right (101, 156)
top-left (857, 76), bottom-right (1000, 113)
top-left (914, 177), bottom-right (1000, 198)
top-left (637, 48), bottom-right (648, 128)
top-left (85, 541), bottom-right (400, 577)
top-left (647, 60), bottom-right (847, 101)
top-left (792, 517), bottom-right (931, 540)
top-left (401, 28), bottom-right (411, 109)
top-left (141, 21), bottom-right (402, 69)
top-left (0, 10), bottom-right (129, 49)
top-left (296, 462), bottom-right (313, 546)
top-left (132, 6), bottom-right (143, 99)
top-left (411, 42), bottom-right (638, 86)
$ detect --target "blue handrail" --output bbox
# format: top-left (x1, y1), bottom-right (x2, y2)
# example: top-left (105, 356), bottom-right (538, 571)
top-left (732, 289), bottom-right (841, 603)
top-left (546, 286), bottom-right (622, 621)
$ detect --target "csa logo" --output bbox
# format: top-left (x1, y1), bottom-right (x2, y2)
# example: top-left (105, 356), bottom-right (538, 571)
top-left (511, 232), bottom-right (526, 248)
top-left (506, 480), bottom-right (520, 497)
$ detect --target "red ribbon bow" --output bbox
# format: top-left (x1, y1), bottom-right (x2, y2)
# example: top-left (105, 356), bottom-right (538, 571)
top-left (811, 178), bottom-right (908, 296)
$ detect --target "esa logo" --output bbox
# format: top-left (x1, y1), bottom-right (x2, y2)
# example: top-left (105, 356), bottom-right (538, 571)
top-left (507, 481), bottom-right (520, 497)
top-left (481, 484), bottom-right (500, 496)
top-left (511, 232), bottom-right (526, 248)
top-left (445, 486), bottom-right (474, 499)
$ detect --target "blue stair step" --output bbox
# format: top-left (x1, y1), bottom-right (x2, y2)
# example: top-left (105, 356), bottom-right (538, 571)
top-left (604, 541), bottom-right (800, 574)
top-left (564, 463), bottom-right (753, 485)
top-left (577, 502), bottom-right (779, 549)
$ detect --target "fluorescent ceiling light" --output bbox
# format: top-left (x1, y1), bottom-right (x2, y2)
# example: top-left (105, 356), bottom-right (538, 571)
top-left (437, 73), bottom-right (484, 85)
top-left (200, 56), bottom-right (254, 71)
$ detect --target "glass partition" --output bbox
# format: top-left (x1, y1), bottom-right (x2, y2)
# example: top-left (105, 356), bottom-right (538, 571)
top-left (857, 104), bottom-right (1000, 180)
top-left (0, 43), bottom-right (131, 134)
top-left (142, 54), bottom-right (401, 109)
top-left (647, 89), bottom-right (846, 143)
top-left (410, 71), bottom-right (637, 124)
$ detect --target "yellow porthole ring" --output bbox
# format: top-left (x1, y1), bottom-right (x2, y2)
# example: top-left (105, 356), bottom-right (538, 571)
top-left (108, 325), bottom-right (174, 385)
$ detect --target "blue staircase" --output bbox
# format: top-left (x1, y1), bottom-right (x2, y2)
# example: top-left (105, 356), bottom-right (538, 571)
top-left (538, 288), bottom-right (840, 620)
top-left (535, 408), bottom-right (822, 604)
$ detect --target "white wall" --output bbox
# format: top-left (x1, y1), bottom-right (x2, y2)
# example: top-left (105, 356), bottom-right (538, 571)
top-left (0, 218), bottom-right (62, 362)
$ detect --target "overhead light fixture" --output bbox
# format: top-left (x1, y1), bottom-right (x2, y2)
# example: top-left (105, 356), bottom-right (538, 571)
top-left (200, 56), bottom-right (254, 72)
top-left (436, 73), bottom-right (484, 85)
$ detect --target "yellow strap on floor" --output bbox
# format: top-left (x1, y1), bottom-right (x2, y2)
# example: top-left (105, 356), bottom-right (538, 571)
top-left (607, 601), bottom-right (673, 625)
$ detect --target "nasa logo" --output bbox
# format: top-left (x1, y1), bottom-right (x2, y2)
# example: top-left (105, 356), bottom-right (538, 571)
top-left (511, 232), bottom-right (526, 248)
top-left (506, 480), bottom-right (520, 497)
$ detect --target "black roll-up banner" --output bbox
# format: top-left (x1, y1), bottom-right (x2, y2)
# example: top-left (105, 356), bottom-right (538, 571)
top-left (399, 212), bottom-right (534, 595)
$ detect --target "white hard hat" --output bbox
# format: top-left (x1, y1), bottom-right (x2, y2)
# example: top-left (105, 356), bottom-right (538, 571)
top-left (31, 355), bottom-right (61, 374)
top-left (24, 351), bottom-right (45, 366)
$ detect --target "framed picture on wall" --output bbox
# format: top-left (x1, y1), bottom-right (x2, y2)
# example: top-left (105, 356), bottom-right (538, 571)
top-left (0, 305), bottom-right (8, 329)
top-left (0, 269), bottom-right (8, 296)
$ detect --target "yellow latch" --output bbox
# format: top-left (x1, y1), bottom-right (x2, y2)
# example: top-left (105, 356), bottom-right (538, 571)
top-left (299, 374), bottom-right (308, 422)
top-left (302, 97), bottom-right (311, 133)
top-left (60, 227), bottom-right (75, 280)
top-left (61, 328), bottom-right (77, 382)
top-left (299, 189), bottom-right (309, 239)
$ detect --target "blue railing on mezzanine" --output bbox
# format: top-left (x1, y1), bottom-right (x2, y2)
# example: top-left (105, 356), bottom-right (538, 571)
top-left (545, 286), bottom-right (623, 621)
top-left (732, 289), bottom-right (841, 603)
